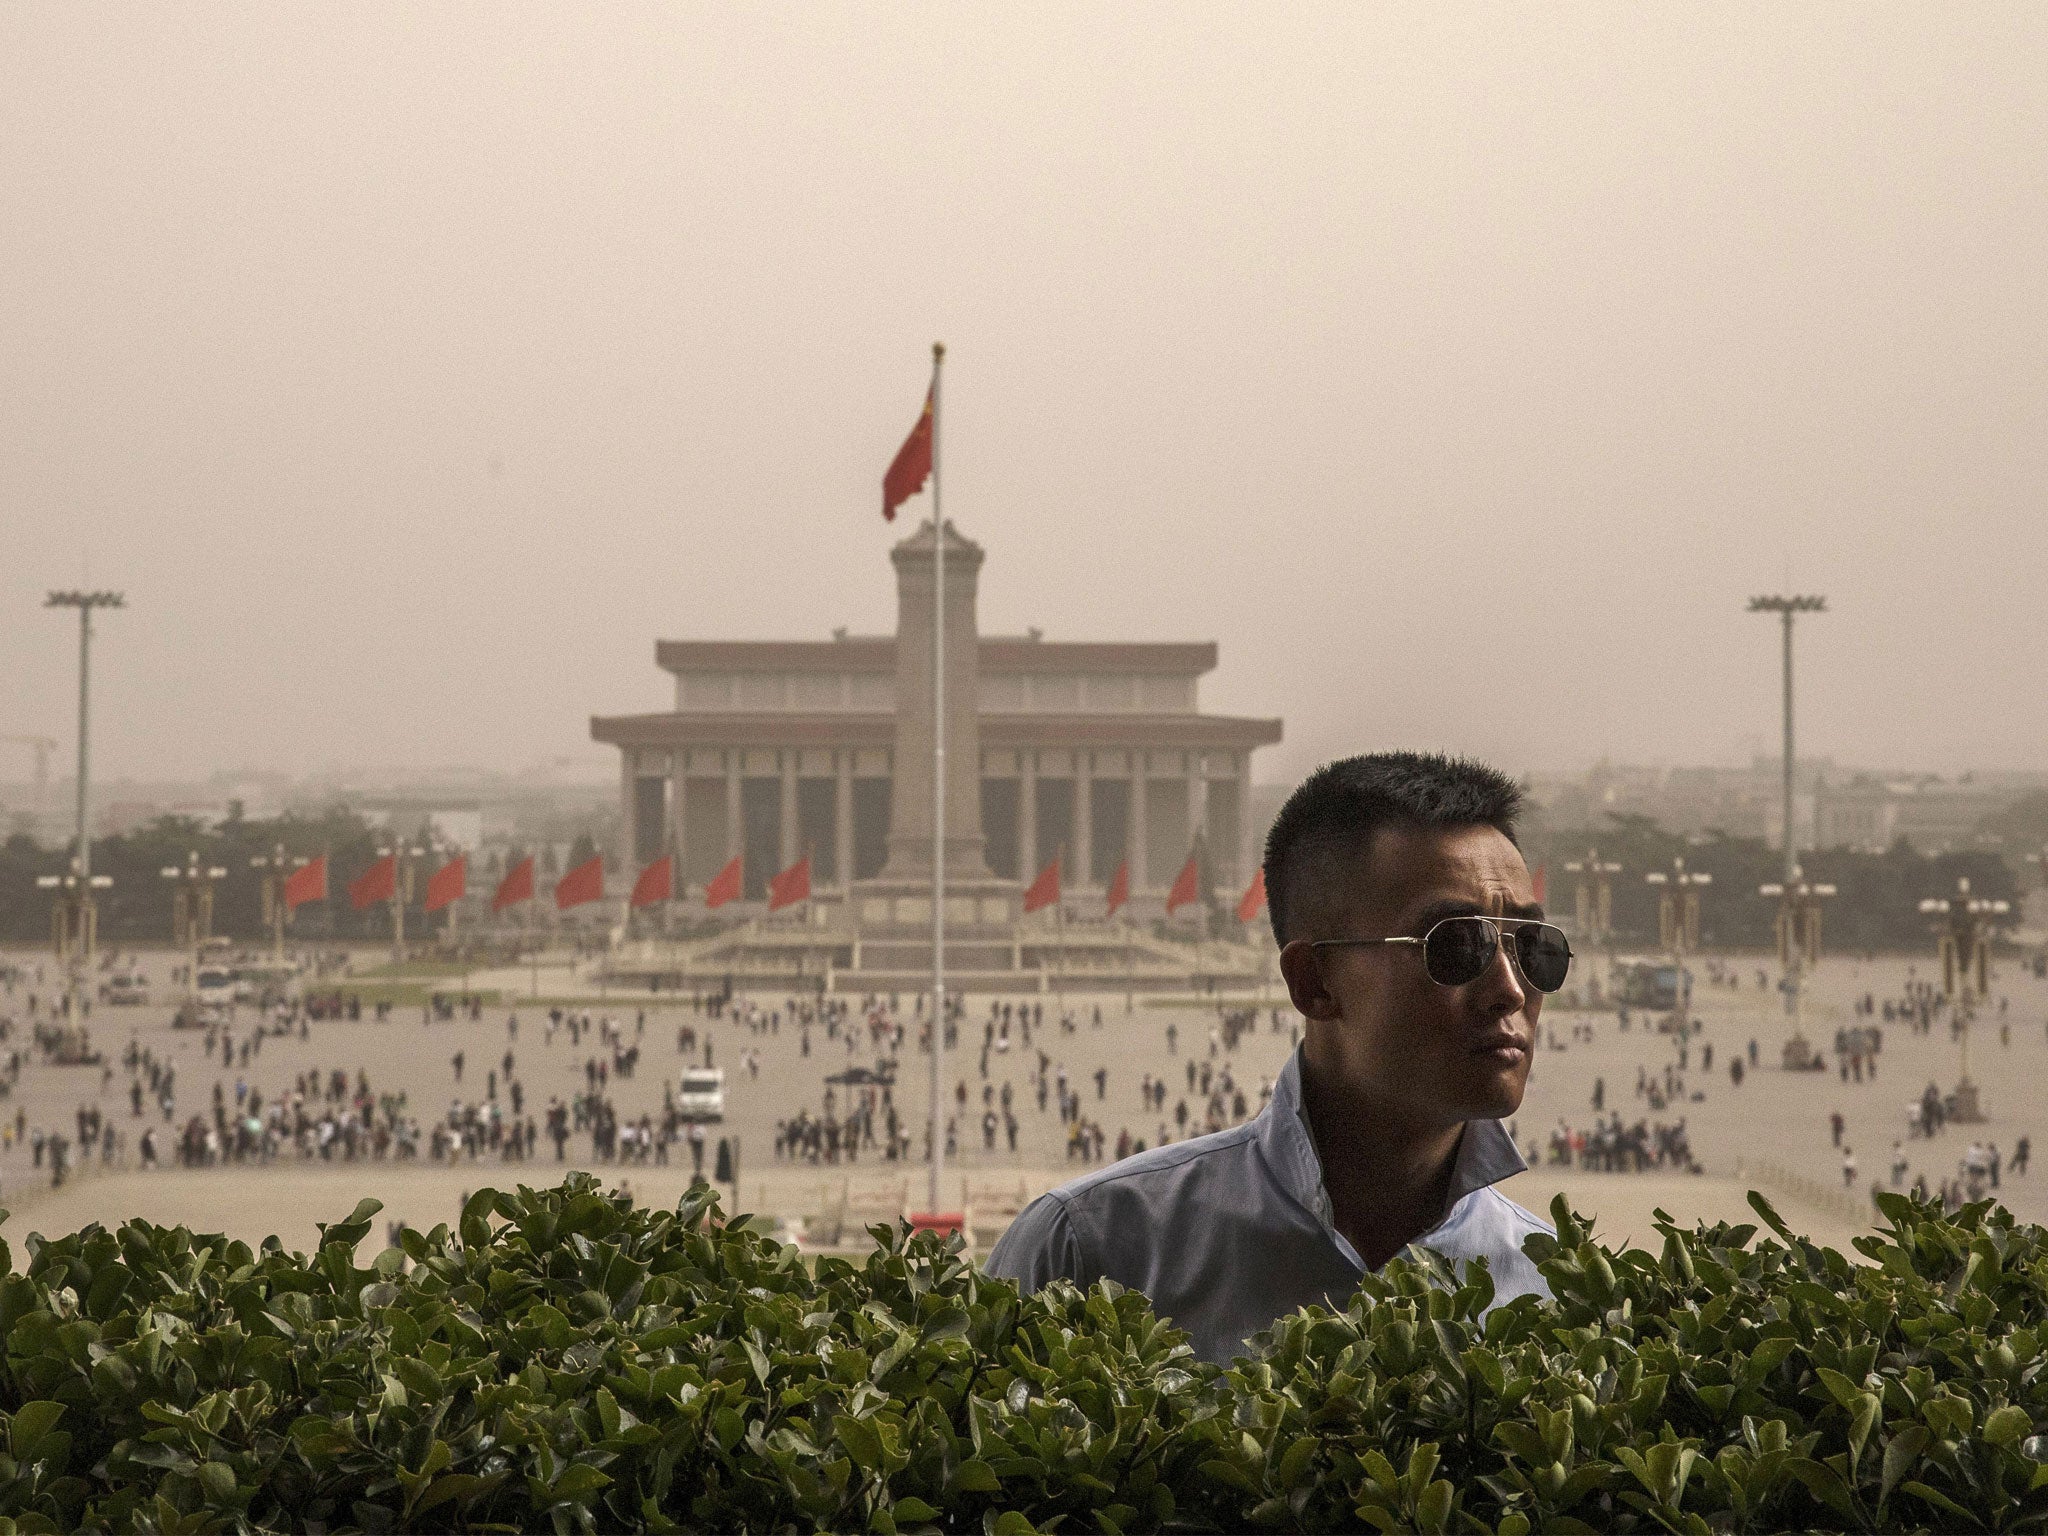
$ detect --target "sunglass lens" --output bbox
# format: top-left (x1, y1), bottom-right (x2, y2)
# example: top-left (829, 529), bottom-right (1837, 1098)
top-left (1423, 918), bottom-right (1497, 986)
top-left (1514, 923), bottom-right (1572, 993)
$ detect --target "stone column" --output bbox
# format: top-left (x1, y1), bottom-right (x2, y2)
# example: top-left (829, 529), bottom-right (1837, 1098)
top-left (1131, 768), bottom-right (1149, 890)
top-left (724, 753), bottom-right (741, 861)
top-left (879, 519), bottom-right (990, 883)
top-left (779, 755), bottom-right (799, 870)
top-left (1239, 751), bottom-right (1257, 896)
top-left (1074, 762), bottom-right (1093, 890)
top-left (835, 755), bottom-right (855, 892)
top-left (618, 752), bottom-right (637, 888)
top-left (1019, 753), bottom-right (1038, 879)
top-left (1187, 768), bottom-right (1206, 892)
top-left (670, 753), bottom-right (688, 878)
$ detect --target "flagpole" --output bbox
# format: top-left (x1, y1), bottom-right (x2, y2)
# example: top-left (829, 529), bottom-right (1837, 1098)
top-left (928, 340), bottom-right (947, 1219)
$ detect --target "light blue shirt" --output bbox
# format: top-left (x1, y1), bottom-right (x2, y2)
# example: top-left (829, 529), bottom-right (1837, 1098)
top-left (985, 1044), bottom-right (1552, 1364)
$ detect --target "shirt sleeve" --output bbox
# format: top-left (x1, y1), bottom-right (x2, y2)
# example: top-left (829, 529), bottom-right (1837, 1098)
top-left (984, 1190), bottom-right (1089, 1291)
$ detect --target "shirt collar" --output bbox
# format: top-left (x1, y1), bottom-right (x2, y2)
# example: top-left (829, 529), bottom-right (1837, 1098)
top-left (1256, 1042), bottom-right (1528, 1233)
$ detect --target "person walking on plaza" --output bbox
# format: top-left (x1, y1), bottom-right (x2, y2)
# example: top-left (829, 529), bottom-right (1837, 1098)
top-left (1830, 1110), bottom-right (1844, 1148)
top-left (991, 752), bottom-right (1561, 1364)
top-left (1841, 1146), bottom-right (1857, 1189)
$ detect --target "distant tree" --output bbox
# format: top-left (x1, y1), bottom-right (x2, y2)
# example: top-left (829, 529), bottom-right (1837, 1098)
top-left (1976, 791), bottom-right (2048, 855)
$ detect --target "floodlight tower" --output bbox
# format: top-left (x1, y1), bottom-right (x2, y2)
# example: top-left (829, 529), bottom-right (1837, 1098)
top-left (1748, 594), bottom-right (1825, 1016)
top-left (44, 590), bottom-right (123, 1012)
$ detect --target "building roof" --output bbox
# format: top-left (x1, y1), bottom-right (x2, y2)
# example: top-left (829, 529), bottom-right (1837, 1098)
top-left (591, 710), bottom-right (1281, 753)
top-left (654, 637), bottom-right (1219, 678)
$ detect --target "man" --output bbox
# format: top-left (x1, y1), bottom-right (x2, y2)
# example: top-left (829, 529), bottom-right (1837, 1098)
top-left (988, 752), bottom-right (1560, 1364)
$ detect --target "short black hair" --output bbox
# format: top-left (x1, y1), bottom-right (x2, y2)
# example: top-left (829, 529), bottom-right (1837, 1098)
top-left (1263, 751), bottom-right (1523, 945)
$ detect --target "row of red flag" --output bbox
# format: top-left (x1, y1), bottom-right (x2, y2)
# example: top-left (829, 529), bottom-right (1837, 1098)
top-left (1022, 851), bottom-right (1266, 923)
top-left (277, 850), bottom-right (811, 918)
top-left (279, 845), bottom-right (1269, 923)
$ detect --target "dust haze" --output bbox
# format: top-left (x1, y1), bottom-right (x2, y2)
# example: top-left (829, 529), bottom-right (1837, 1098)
top-left (3, 5), bottom-right (2044, 785)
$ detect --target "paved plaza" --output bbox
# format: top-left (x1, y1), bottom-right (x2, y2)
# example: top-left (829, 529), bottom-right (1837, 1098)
top-left (1, 943), bottom-right (2044, 1262)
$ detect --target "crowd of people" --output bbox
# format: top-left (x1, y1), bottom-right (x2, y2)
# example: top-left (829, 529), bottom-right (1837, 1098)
top-left (1535, 1114), bottom-right (1701, 1174)
top-left (763, 993), bottom-right (1293, 1174)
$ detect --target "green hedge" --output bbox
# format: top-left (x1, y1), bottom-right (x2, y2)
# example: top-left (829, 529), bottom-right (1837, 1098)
top-left (0, 1176), bottom-right (2044, 1533)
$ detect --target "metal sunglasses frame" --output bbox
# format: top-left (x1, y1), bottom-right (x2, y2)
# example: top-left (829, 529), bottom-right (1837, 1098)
top-left (1308, 914), bottom-right (1574, 993)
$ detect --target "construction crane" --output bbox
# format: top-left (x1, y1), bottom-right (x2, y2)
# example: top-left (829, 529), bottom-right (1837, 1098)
top-left (1, 735), bottom-right (59, 808)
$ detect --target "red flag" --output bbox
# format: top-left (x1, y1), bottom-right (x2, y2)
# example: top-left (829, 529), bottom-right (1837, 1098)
top-left (283, 855), bottom-right (327, 911)
top-left (1236, 867), bottom-right (1267, 924)
top-left (425, 855), bottom-right (466, 914)
top-left (1022, 855), bottom-right (1061, 915)
top-left (1166, 851), bottom-right (1201, 915)
top-left (555, 855), bottom-right (604, 911)
top-left (767, 855), bottom-right (811, 912)
top-left (631, 854), bottom-right (673, 910)
top-left (704, 855), bottom-right (742, 909)
top-left (883, 382), bottom-right (934, 521)
top-left (492, 856), bottom-right (534, 913)
top-left (1105, 859), bottom-right (1129, 918)
top-left (1532, 863), bottom-right (1547, 904)
top-left (349, 854), bottom-right (397, 911)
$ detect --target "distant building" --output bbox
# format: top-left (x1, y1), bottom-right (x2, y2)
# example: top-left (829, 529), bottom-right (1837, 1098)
top-left (1813, 774), bottom-right (2038, 854)
top-left (592, 522), bottom-right (1281, 921)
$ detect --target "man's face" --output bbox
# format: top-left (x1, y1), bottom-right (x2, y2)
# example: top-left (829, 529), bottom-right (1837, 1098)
top-left (1282, 822), bottom-right (1544, 1130)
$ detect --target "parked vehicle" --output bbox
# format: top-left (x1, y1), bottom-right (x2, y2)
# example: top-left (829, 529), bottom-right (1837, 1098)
top-left (677, 1067), bottom-right (726, 1122)
top-left (195, 965), bottom-right (236, 1017)
top-left (100, 973), bottom-right (150, 1006)
top-left (1613, 960), bottom-right (1683, 1012)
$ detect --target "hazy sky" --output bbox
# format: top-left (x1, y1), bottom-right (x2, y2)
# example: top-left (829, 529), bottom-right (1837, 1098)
top-left (3, 5), bottom-right (2044, 790)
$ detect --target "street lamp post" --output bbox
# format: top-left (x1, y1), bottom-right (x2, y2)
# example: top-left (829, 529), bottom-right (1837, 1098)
top-left (1644, 857), bottom-right (1710, 1029)
top-left (1760, 866), bottom-right (1836, 1070)
top-left (1918, 876), bottom-right (2009, 1123)
top-left (161, 851), bottom-right (228, 1000)
top-left (1563, 848), bottom-right (1622, 949)
top-left (377, 837), bottom-right (431, 963)
top-left (44, 589), bottom-right (123, 1014)
top-left (251, 844), bottom-right (311, 964)
top-left (35, 867), bottom-right (113, 1012)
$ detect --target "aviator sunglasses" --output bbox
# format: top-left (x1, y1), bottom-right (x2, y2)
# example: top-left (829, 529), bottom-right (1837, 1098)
top-left (1310, 915), bottom-right (1574, 994)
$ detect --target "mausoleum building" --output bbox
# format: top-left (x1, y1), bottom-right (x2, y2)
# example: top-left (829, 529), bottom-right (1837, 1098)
top-left (591, 522), bottom-right (1281, 926)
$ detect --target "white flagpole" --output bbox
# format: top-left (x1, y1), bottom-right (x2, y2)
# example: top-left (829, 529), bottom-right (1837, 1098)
top-left (928, 340), bottom-right (947, 1218)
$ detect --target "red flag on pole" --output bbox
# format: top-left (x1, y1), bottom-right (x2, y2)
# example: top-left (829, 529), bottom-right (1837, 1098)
top-left (1236, 867), bottom-right (1267, 924)
top-left (1022, 855), bottom-right (1061, 914)
top-left (704, 856), bottom-right (742, 909)
top-left (1166, 851), bottom-right (1201, 915)
top-left (349, 854), bottom-right (397, 912)
top-left (631, 854), bottom-right (673, 909)
top-left (555, 855), bottom-right (604, 911)
top-left (492, 856), bottom-right (534, 913)
top-left (283, 855), bottom-right (327, 911)
top-left (424, 855), bottom-right (466, 914)
top-left (883, 383), bottom-right (934, 521)
top-left (1105, 859), bottom-right (1130, 918)
top-left (767, 855), bottom-right (812, 912)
